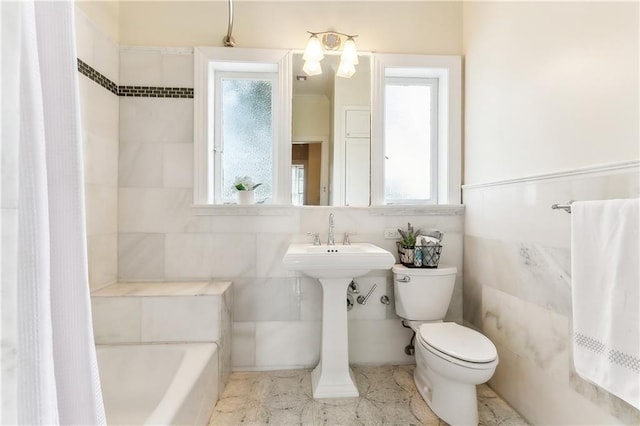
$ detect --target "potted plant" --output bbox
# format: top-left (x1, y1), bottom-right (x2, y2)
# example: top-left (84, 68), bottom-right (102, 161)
top-left (233, 176), bottom-right (262, 204)
top-left (397, 222), bottom-right (422, 265)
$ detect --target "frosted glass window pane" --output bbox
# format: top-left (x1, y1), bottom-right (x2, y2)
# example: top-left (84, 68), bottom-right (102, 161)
top-left (221, 78), bottom-right (273, 201)
top-left (384, 83), bottom-right (432, 202)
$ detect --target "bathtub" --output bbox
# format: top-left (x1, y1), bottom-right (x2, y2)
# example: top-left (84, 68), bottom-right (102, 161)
top-left (96, 343), bottom-right (219, 425)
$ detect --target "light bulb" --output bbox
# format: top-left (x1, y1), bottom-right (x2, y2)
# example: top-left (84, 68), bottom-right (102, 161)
top-left (341, 37), bottom-right (359, 65)
top-left (303, 60), bottom-right (322, 76)
top-left (336, 59), bottom-right (356, 78)
top-left (303, 35), bottom-right (324, 62)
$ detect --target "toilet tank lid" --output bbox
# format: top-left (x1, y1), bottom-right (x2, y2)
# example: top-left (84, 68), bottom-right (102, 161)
top-left (392, 264), bottom-right (457, 276)
top-left (419, 322), bottom-right (497, 363)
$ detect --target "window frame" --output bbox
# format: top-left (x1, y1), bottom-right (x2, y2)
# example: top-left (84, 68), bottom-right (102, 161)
top-left (371, 54), bottom-right (462, 205)
top-left (213, 71), bottom-right (278, 204)
top-left (193, 47), bottom-right (291, 205)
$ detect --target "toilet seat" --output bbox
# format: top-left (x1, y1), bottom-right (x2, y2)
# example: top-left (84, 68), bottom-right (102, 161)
top-left (417, 322), bottom-right (497, 368)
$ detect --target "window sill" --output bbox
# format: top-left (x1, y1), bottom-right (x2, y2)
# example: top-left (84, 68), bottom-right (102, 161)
top-left (191, 204), bottom-right (295, 216)
top-left (191, 203), bottom-right (464, 216)
top-left (368, 204), bottom-right (465, 216)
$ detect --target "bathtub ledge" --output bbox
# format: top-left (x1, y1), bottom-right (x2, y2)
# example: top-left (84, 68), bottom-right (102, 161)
top-left (91, 280), bottom-right (232, 297)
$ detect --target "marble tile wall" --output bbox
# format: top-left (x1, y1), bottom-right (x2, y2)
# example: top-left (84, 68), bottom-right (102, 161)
top-left (91, 281), bottom-right (233, 389)
top-left (463, 165), bottom-right (640, 425)
top-left (117, 48), bottom-right (465, 370)
top-left (75, 7), bottom-right (119, 292)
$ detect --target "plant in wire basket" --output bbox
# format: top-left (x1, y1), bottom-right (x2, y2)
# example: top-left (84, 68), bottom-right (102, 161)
top-left (397, 222), bottom-right (422, 248)
top-left (397, 222), bottom-right (422, 265)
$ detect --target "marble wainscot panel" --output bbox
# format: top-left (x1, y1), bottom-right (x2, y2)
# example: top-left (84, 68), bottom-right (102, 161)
top-left (91, 280), bottom-right (232, 389)
top-left (226, 207), bottom-right (464, 370)
top-left (463, 164), bottom-right (640, 425)
top-left (76, 6), bottom-right (120, 292)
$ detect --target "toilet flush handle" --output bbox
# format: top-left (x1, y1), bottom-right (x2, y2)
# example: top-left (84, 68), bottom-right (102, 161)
top-left (397, 275), bottom-right (411, 283)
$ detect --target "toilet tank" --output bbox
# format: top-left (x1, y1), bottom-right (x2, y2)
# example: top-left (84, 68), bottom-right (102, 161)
top-left (392, 264), bottom-right (457, 321)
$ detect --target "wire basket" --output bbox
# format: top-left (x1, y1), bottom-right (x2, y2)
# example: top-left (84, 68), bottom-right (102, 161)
top-left (397, 242), bottom-right (442, 268)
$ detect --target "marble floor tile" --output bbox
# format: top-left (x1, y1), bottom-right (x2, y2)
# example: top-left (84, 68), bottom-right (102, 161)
top-left (209, 365), bottom-right (528, 426)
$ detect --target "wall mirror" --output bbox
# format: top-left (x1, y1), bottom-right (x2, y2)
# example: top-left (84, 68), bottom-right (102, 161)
top-left (193, 48), bottom-right (461, 208)
top-left (291, 52), bottom-right (371, 206)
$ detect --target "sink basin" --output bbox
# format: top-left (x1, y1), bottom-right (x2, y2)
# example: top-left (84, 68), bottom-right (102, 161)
top-left (282, 242), bottom-right (395, 278)
top-left (282, 242), bottom-right (395, 398)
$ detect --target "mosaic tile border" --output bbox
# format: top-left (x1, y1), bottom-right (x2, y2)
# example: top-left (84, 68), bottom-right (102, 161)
top-left (77, 58), bottom-right (194, 99)
top-left (118, 86), bottom-right (193, 98)
top-left (78, 59), bottom-right (118, 95)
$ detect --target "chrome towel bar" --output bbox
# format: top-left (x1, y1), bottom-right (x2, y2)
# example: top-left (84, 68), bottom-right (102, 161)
top-left (551, 201), bottom-right (573, 214)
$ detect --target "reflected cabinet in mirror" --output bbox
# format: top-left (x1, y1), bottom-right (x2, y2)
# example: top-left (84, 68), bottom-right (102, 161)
top-left (291, 53), bottom-right (371, 206)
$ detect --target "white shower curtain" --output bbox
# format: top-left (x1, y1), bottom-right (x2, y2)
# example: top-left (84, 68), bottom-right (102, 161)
top-left (1, 1), bottom-right (105, 424)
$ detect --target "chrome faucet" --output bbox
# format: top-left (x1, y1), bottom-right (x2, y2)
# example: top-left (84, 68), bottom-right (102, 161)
top-left (328, 213), bottom-right (335, 245)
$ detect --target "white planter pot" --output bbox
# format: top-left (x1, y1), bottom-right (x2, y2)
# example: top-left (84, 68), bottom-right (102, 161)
top-left (237, 190), bottom-right (255, 204)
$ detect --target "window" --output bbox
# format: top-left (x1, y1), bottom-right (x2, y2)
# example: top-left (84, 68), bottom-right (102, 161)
top-left (214, 73), bottom-right (276, 203)
top-left (384, 77), bottom-right (438, 204)
top-left (371, 54), bottom-right (462, 205)
top-left (193, 48), bottom-right (291, 205)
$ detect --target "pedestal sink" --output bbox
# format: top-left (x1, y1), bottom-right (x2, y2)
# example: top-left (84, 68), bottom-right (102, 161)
top-left (283, 242), bottom-right (395, 398)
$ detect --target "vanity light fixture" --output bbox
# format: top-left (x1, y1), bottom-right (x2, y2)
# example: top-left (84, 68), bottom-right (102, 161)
top-left (302, 31), bottom-right (359, 78)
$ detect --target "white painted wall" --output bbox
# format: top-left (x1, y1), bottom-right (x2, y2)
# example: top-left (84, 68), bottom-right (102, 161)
top-left (463, 1), bottom-right (639, 185)
top-left (463, 2), bottom-right (639, 424)
top-left (118, 1), bottom-right (462, 54)
top-left (75, 0), bottom-right (119, 43)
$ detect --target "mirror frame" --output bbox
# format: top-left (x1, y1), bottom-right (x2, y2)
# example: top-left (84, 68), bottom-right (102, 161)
top-left (193, 47), bottom-right (462, 208)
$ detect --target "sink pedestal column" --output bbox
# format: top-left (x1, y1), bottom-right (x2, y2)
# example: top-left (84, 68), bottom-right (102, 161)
top-left (312, 278), bottom-right (359, 399)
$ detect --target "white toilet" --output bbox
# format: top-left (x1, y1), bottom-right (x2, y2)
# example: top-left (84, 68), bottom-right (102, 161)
top-left (393, 264), bottom-right (498, 426)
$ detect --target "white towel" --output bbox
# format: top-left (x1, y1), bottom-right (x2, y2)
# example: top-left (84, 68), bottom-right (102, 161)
top-left (571, 198), bottom-right (640, 409)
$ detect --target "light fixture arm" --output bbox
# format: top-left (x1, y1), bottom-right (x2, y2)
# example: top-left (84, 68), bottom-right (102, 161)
top-left (306, 30), bottom-right (359, 40)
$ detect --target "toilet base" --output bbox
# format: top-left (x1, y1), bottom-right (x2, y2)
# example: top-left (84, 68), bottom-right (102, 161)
top-left (414, 365), bottom-right (479, 426)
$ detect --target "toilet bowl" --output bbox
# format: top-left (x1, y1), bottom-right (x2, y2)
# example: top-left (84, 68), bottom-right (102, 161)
top-left (393, 264), bottom-right (498, 426)
top-left (413, 322), bottom-right (498, 425)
